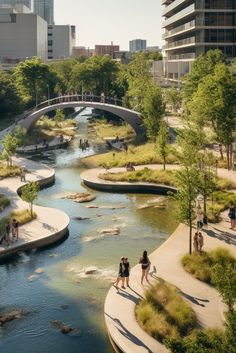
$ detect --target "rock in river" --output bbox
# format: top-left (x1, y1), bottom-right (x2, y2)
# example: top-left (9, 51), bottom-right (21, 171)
top-left (62, 192), bottom-right (96, 203)
top-left (98, 227), bottom-right (120, 236)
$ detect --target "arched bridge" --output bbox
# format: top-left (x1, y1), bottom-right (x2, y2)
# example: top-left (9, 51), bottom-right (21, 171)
top-left (19, 94), bottom-right (145, 137)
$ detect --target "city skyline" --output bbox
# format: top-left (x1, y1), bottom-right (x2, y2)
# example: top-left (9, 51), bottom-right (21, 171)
top-left (54, 0), bottom-right (162, 50)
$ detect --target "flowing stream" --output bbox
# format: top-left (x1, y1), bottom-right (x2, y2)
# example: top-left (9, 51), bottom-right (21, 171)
top-left (0, 110), bottom-right (178, 353)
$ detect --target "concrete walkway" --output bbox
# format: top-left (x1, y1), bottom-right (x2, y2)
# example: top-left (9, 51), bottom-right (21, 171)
top-left (0, 157), bottom-right (70, 260)
top-left (81, 164), bottom-right (236, 353)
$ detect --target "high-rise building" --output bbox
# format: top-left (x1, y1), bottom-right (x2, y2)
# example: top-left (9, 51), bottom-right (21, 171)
top-left (129, 39), bottom-right (147, 52)
top-left (0, 5), bottom-right (48, 65)
top-left (48, 24), bottom-right (75, 59)
top-left (162, 0), bottom-right (236, 81)
top-left (0, 0), bottom-right (31, 9)
top-left (33, 0), bottom-right (53, 24)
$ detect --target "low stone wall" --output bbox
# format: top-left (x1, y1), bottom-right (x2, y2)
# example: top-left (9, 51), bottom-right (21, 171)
top-left (83, 179), bottom-right (176, 195)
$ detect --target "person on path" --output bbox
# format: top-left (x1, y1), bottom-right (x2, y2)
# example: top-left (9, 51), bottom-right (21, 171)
top-left (228, 204), bottom-right (236, 230)
top-left (12, 219), bottom-right (19, 241)
top-left (5, 221), bottom-right (11, 246)
top-left (198, 232), bottom-right (204, 253)
top-left (114, 256), bottom-right (126, 289)
top-left (193, 232), bottom-right (199, 252)
top-left (139, 250), bottom-right (151, 285)
top-left (196, 207), bottom-right (203, 230)
top-left (123, 257), bottom-right (130, 287)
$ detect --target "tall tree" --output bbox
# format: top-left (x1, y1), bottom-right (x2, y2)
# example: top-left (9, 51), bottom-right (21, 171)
top-left (0, 71), bottom-right (22, 121)
top-left (183, 49), bottom-right (225, 103)
top-left (21, 181), bottom-right (40, 216)
top-left (13, 57), bottom-right (56, 107)
top-left (189, 63), bottom-right (236, 169)
top-left (165, 87), bottom-right (182, 113)
top-left (156, 120), bottom-right (170, 169)
top-left (2, 132), bottom-right (19, 167)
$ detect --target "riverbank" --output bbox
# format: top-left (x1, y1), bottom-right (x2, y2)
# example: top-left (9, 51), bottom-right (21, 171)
top-left (0, 157), bottom-right (70, 261)
top-left (81, 164), bottom-right (236, 353)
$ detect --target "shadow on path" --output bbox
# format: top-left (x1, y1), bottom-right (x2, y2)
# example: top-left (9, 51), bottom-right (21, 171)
top-left (105, 312), bottom-right (153, 353)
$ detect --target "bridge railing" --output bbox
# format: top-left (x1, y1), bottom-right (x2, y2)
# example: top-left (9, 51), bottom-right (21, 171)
top-left (23, 94), bottom-right (125, 119)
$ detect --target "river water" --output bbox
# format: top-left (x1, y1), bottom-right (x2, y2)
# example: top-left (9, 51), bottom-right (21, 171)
top-left (0, 111), bottom-right (177, 353)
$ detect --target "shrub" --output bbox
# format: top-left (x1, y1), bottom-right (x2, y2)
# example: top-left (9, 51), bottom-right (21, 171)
top-left (0, 194), bottom-right (10, 211)
top-left (136, 280), bottom-right (196, 342)
top-left (182, 248), bottom-right (235, 284)
top-left (0, 209), bottom-right (36, 234)
top-left (0, 165), bottom-right (21, 178)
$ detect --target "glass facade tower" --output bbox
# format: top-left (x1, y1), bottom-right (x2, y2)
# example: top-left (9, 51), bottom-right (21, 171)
top-left (0, 0), bottom-right (31, 9)
top-left (162, 0), bottom-right (236, 79)
top-left (33, 0), bottom-right (53, 24)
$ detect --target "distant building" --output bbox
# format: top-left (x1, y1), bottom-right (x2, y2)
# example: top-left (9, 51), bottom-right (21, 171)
top-left (33, 0), bottom-right (54, 24)
top-left (146, 46), bottom-right (161, 53)
top-left (72, 46), bottom-right (93, 58)
top-left (162, 0), bottom-right (236, 81)
top-left (94, 44), bottom-right (119, 57)
top-left (0, 0), bottom-right (31, 9)
top-left (129, 39), bottom-right (147, 52)
top-left (48, 24), bottom-right (76, 59)
top-left (113, 51), bottom-right (132, 64)
top-left (0, 5), bottom-right (48, 65)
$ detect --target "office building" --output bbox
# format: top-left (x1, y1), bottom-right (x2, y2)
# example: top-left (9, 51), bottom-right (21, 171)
top-left (48, 24), bottom-right (75, 59)
top-left (0, 5), bottom-right (48, 65)
top-left (33, 0), bottom-right (54, 24)
top-left (94, 44), bottom-right (119, 57)
top-left (129, 39), bottom-right (147, 52)
top-left (162, 0), bottom-right (236, 81)
top-left (0, 0), bottom-right (31, 9)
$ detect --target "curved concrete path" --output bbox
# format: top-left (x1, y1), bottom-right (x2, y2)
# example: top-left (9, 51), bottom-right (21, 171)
top-left (0, 157), bottom-right (70, 261)
top-left (81, 164), bottom-right (236, 353)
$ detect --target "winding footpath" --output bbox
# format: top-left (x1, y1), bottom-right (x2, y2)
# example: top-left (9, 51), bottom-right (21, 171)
top-left (81, 164), bottom-right (236, 353)
top-left (0, 157), bottom-right (69, 261)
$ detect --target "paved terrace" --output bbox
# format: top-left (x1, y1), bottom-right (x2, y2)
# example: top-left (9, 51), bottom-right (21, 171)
top-left (81, 165), bottom-right (236, 353)
top-left (0, 157), bottom-right (70, 261)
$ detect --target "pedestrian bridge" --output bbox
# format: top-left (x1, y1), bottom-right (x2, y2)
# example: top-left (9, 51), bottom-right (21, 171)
top-left (19, 94), bottom-right (145, 137)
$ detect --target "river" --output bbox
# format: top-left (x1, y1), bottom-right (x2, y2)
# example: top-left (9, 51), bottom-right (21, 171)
top-left (0, 110), bottom-right (177, 353)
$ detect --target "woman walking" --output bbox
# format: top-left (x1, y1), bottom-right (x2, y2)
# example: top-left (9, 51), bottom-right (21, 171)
top-left (139, 250), bottom-right (151, 285)
top-left (228, 204), bottom-right (236, 230)
top-left (114, 256), bottom-right (126, 289)
top-left (123, 257), bottom-right (130, 287)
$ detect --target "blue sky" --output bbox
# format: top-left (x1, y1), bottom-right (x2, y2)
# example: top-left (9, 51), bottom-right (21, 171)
top-left (54, 0), bottom-right (162, 50)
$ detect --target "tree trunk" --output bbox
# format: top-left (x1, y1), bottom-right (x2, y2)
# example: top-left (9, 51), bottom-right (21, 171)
top-left (189, 220), bottom-right (192, 255)
top-left (163, 156), bottom-right (166, 171)
top-left (226, 144), bottom-right (230, 170)
top-left (229, 143), bottom-right (233, 170)
top-left (30, 202), bottom-right (33, 217)
top-left (219, 144), bottom-right (223, 159)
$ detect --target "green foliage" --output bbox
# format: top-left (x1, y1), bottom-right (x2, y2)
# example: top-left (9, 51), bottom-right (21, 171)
top-left (13, 57), bottom-right (57, 107)
top-left (0, 71), bottom-right (22, 122)
top-left (85, 142), bottom-right (178, 168)
top-left (13, 125), bottom-right (27, 146)
top-left (212, 263), bottom-right (236, 311)
top-left (136, 280), bottom-right (196, 342)
top-left (188, 62), bottom-right (236, 169)
top-left (89, 118), bottom-right (135, 139)
top-left (2, 133), bottom-right (19, 166)
top-left (0, 194), bottom-right (10, 211)
top-left (165, 87), bottom-right (182, 113)
top-left (142, 84), bottom-right (165, 138)
top-left (99, 168), bottom-right (176, 186)
top-left (54, 109), bottom-right (65, 123)
top-left (182, 248), bottom-right (236, 284)
top-left (0, 164), bottom-right (21, 178)
top-left (71, 55), bottom-right (120, 96)
top-left (21, 181), bottom-right (40, 216)
top-left (156, 121), bottom-right (170, 170)
top-left (183, 49), bottom-right (225, 102)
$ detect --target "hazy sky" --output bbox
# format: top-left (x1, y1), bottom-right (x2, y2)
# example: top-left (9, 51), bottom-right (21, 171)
top-left (54, 0), bottom-right (163, 50)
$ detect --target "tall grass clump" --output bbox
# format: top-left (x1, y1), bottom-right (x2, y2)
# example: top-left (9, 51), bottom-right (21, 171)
top-left (182, 247), bottom-right (235, 284)
top-left (136, 280), bottom-right (196, 342)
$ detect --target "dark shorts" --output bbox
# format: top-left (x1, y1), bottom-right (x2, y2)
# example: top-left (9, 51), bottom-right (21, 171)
top-left (119, 273), bottom-right (126, 278)
top-left (141, 264), bottom-right (149, 270)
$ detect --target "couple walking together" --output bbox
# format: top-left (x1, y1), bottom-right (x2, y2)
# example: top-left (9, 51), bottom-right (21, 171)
top-left (114, 250), bottom-right (151, 289)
